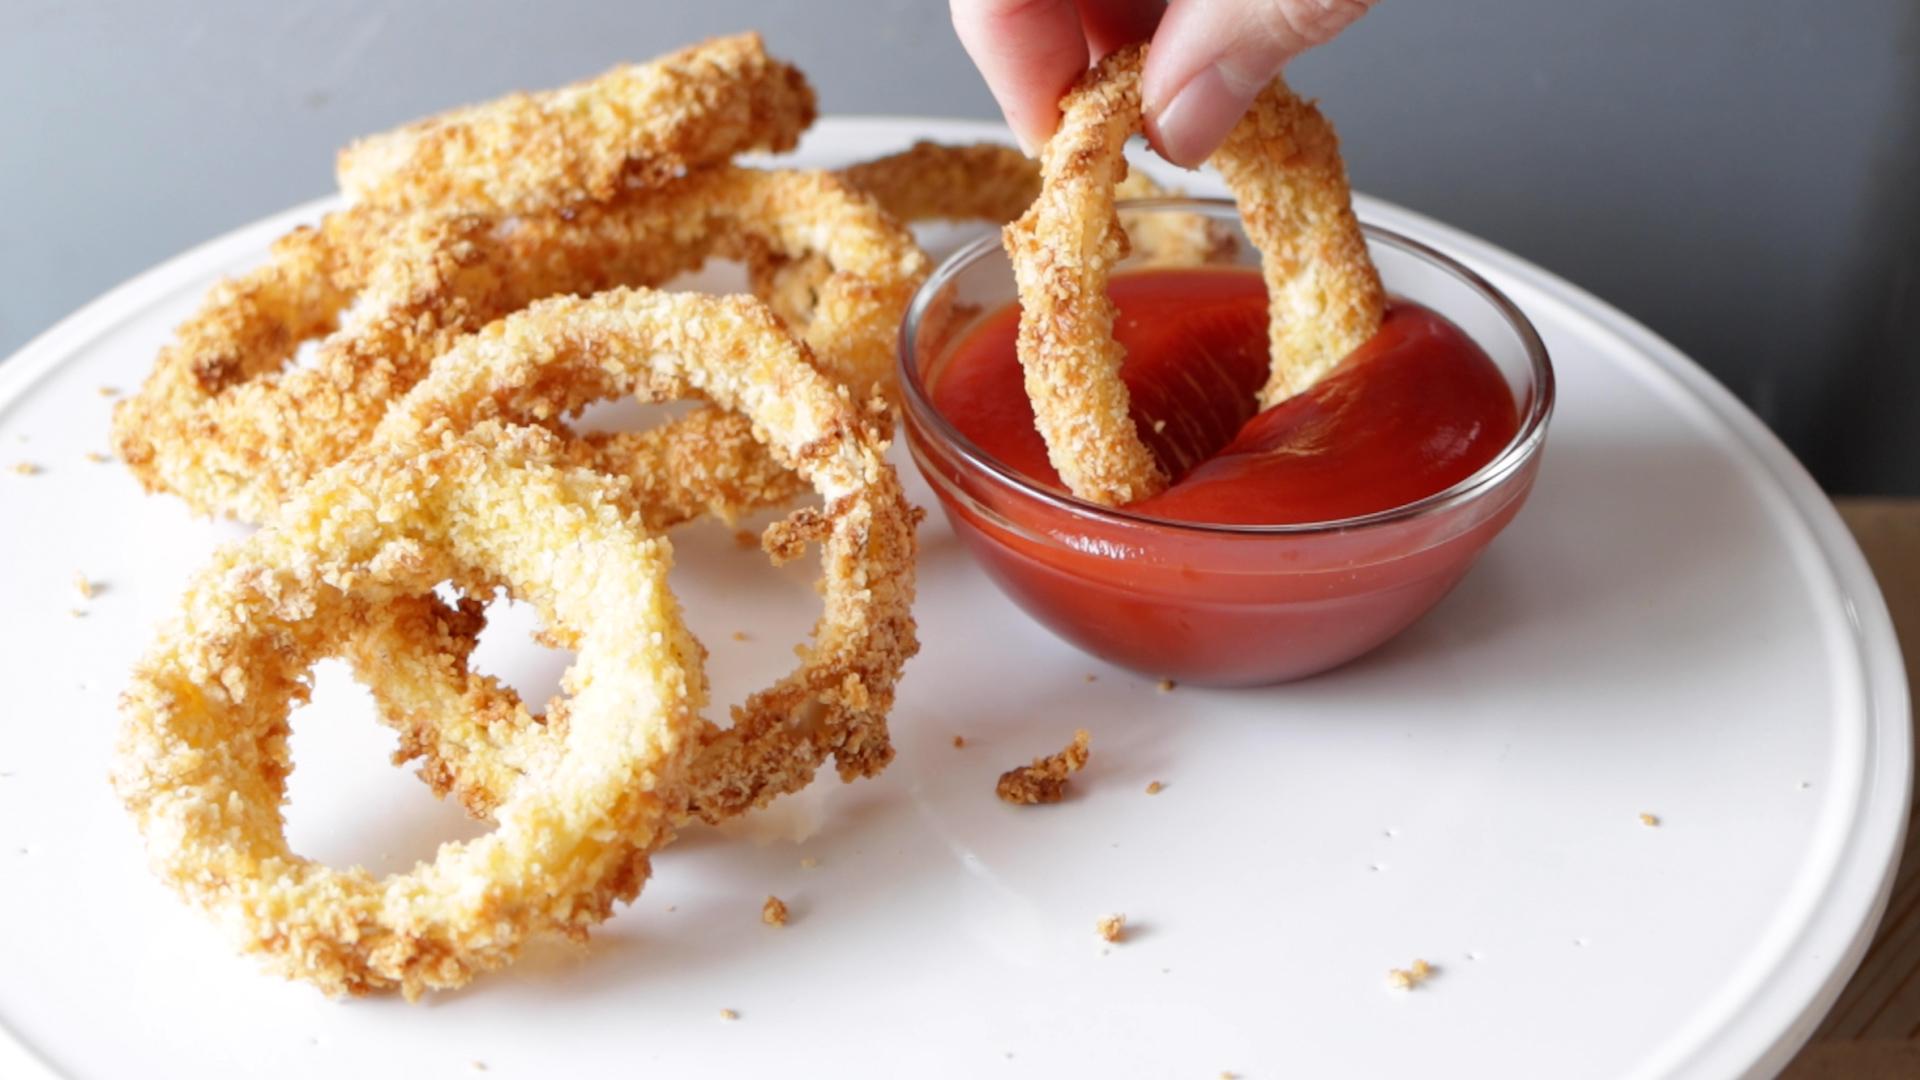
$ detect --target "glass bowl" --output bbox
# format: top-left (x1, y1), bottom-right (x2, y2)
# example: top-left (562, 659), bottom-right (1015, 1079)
top-left (898, 199), bottom-right (1554, 686)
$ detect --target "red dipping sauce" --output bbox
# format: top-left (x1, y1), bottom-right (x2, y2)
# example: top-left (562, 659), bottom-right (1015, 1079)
top-left (932, 268), bottom-right (1519, 526)
top-left (901, 250), bottom-right (1550, 686)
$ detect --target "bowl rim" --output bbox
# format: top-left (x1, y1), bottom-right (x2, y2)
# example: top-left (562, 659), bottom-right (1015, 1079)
top-left (896, 197), bottom-right (1557, 536)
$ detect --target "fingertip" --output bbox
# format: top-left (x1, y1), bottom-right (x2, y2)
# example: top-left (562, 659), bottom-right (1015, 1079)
top-left (952, 0), bottom-right (1089, 155)
top-left (1076, 0), bottom-right (1165, 58)
top-left (1143, 65), bottom-right (1255, 168)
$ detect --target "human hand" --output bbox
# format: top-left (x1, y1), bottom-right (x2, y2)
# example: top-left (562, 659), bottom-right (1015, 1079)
top-left (951, 0), bottom-right (1374, 166)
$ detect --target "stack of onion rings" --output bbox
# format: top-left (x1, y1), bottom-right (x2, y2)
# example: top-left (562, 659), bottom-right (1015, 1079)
top-left (114, 36), bottom-right (927, 998)
top-left (113, 28), bottom-right (1388, 998)
top-left (113, 163), bottom-right (926, 524)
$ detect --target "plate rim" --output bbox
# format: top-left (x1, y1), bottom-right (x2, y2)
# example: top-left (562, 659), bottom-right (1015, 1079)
top-left (0, 115), bottom-right (1906, 1080)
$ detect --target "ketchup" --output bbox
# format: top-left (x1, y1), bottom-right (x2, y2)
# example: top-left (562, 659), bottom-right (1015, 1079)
top-left (910, 265), bottom-right (1540, 685)
top-left (931, 267), bottom-right (1518, 524)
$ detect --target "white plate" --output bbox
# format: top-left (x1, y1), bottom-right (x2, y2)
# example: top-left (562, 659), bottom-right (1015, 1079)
top-left (0, 118), bottom-right (1906, 1080)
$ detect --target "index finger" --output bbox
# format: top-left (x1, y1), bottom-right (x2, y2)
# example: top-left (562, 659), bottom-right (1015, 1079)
top-left (951, 0), bottom-right (1089, 153)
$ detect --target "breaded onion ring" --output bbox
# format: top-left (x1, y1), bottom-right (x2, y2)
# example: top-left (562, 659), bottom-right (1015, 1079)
top-left (113, 166), bottom-right (923, 523)
top-left (839, 141), bottom-right (1042, 224)
top-left (750, 141), bottom-right (1221, 327)
top-left (337, 33), bottom-right (816, 215)
top-left (1003, 45), bottom-right (1384, 504)
top-left (111, 422), bottom-right (703, 998)
top-left (361, 288), bottom-right (919, 824)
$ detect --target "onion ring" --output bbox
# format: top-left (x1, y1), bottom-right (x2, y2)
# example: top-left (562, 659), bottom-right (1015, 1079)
top-left (749, 141), bottom-right (1222, 327)
top-left (111, 421), bottom-right (704, 998)
top-left (113, 166), bottom-right (923, 523)
top-left (337, 33), bottom-right (816, 215)
top-left (1002, 45), bottom-right (1385, 504)
top-left (359, 288), bottom-right (919, 824)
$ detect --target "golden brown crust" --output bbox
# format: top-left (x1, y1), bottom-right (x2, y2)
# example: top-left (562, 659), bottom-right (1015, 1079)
top-left (111, 423), bottom-right (702, 998)
top-left (337, 34), bottom-right (816, 215)
top-left (996, 728), bottom-right (1092, 805)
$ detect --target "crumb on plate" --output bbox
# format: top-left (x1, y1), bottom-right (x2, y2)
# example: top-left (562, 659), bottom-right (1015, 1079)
top-left (731, 630), bottom-right (750, 642)
top-left (1388, 958), bottom-right (1435, 990)
top-left (74, 572), bottom-right (95, 599)
top-left (762, 894), bottom-right (789, 927)
top-left (952, 734), bottom-right (966, 749)
top-left (799, 856), bottom-right (819, 870)
top-left (995, 728), bottom-right (1091, 805)
top-left (1095, 913), bottom-right (1126, 943)
top-left (98, 386), bottom-right (120, 397)
top-left (13, 462), bottom-right (39, 475)
top-left (1639, 812), bottom-right (1660, 827)
top-left (1156, 678), bottom-right (1175, 693)
top-left (86, 451), bottom-right (112, 463)
top-left (719, 1008), bottom-right (739, 1021)
top-left (1145, 780), bottom-right (1164, 795)
top-left (733, 528), bottom-right (759, 549)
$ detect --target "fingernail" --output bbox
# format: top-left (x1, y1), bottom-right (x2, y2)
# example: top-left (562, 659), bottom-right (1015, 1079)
top-left (1146, 64), bottom-right (1245, 168)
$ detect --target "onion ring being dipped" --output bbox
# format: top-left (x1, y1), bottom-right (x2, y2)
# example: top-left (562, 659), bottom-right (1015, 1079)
top-left (111, 421), bottom-right (704, 998)
top-left (337, 33), bottom-right (816, 215)
top-left (1003, 45), bottom-right (1384, 504)
top-left (113, 166), bottom-right (924, 524)
top-left (360, 288), bottom-right (919, 824)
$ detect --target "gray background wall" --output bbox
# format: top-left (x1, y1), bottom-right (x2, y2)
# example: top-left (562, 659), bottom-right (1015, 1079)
top-left (3, 0), bottom-right (1914, 493)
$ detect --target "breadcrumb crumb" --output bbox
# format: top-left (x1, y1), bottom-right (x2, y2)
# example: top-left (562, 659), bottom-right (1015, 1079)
top-left (1095, 913), bottom-right (1126, 943)
top-left (1388, 958), bottom-right (1435, 989)
top-left (1084, 673), bottom-right (1098, 683)
top-left (734, 528), bottom-right (759, 549)
top-left (85, 451), bottom-right (113, 463)
top-left (13, 462), bottom-right (39, 475)
top-left (762, 895), bottom-right (788, 927)
top-left (1145, 780), bottom-right (1164, 795)
top-left (98, 386), bottom-right (120, 397)
top-left (719, 1008), bottom-right (739, 1021)
top-left (731, 630), bottom-right (750, 642)
top-left (799, 856), bottom-right (819, 870)
top-left (73, 573), bottom-right (94, 599)
top-left (1639, 812), bottom-right (1660, 827)
top-left (1156, 678), bottom-right (1175, 693)
top-left (996, 729), bottom-right (1091, 805)
top-left (68, 609), bottom-right (86, 619)
top-left (952, 734), bottom-right (966, 749)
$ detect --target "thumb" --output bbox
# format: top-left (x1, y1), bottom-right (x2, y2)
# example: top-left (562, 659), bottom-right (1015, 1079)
top-left (1143, 0), bottom-right (1374, 167)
